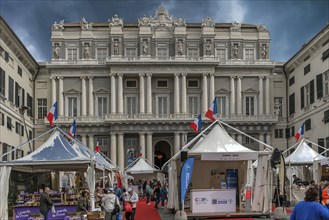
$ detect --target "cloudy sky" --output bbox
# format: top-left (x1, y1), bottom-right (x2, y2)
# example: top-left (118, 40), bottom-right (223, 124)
top-left (1, 0), bottom-right (328, 62)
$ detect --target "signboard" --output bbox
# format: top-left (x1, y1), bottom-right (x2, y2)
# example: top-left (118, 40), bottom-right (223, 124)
top-left (14, 205), bottom-right (76, 220)
top-left (191, 189), bottom-right (236, 213)
top-left (201, 153), bottom-right (257, 161)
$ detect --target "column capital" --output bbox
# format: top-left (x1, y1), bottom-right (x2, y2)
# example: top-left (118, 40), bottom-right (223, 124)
top-left (258, 76), bottom-right (264, 79)
top-left (109, 73), bottom-right (116, 77)
top-left (88, 76), bottom-right (94, 79)
top-left (88, 134), bottom-right (94, 138)
top-left (57, 76), bottom-right (64, 80)
top-left (265, 75), bottom-right (270, 79)
top-left (80, 76), bottom-right (87, 80)
top-left (50, 76), bottom-right (57, 80)
top-left (237, 76), bottom-right (243, 79)
top-left (202, 73), bottom-right (209, 77)
top-left (146, 73), bottom-right (152, 77)
top-left (174, 73), bottom-right (180, 77)
top-left (209, 73), bottom-right (215, 77)
top-left (117, 132), bottom-right (124, 136)
top-left (181, 73), bottom-right (187, 77)
top-left (230, 76), bottom-right (236, 79)
top-left (139, 132), bottom-right (146, 135)
top-left (174, 132), bottom-right (181, 135)
top-left (117, 73), bottom-right (123, 77)
top-left (110, 132), bottom-right (117, 135)
top-left (139, 73), bottom-right (145, 77)
top-left (146, 132), bottom-right (153, 135)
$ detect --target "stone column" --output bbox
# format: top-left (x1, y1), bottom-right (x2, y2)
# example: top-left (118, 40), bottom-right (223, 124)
top-left (259, 133), bottom-right (265, 151)
top-left (201, 73), bottom-right (208, 114)
top-left (266, 133), bottom-right (271, 145)
top-left (174, 73), bottom-right (180, 114)
top-left (117, 73), bottom-right (123, 114)
top-left (58, 77), bottom-right (64, 116)
top-left (258, 76), bottom-right (264, 115)
top-left (88, 134), bottom-right (94, 150)
top-left (181, 73), bottom-right (187, 114)
top-left (265, 76), bottom-right (270, 114)
top-left (181, 132), bottom-right (187, 148)
top-left (146, 132), bottom-right (153, 164)
top-left (209, 73), bottom-right (215, 104)
top-left (118, 133), bottom-right (124, 170)
top-left (237, 134), bottom-right (243, 144)
top-left (146, 74), bottom-right (152, 114)
top-left (139, 133), bottom-right (145, 157)
top-left (230, 76), bottom-right (235, 115)
top-left (139, 74), bottom-right (145, 114)
top-left (110, 74), bottom-right (116, 114)
top-left (110, 133), bottom-right (117, 164)
top-left (237, 76), bottom-right (242, 115)
top-left (88, 77), bottom-right (94, 116)
top-left (81, 77), bottom-right (87, 116)
top-left (81, 135), bottom-right (87, 146)
top-left (174, 132), bottom-right (180, 154)
top-left (51, 76), bottom-right (57, 105)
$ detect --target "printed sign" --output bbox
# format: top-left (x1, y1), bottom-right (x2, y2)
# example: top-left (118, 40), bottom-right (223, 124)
top-left (14, 205), bottom-right (76, 220)
top-left (201, 153), bottom-right (257, 161)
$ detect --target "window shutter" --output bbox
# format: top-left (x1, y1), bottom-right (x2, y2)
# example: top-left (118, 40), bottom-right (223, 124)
top-left (300, 87), bottom-right (304, 109)
top-left (310, 79), bottom-right (314, 104)
top-left (285, 128), bottom-right (290, 138)
top-left (316, 74), bottom-right (323, 99)
top-left (289, 93), bottom-right (295, 115)
top-left (5, 51), bottom-right (9, 62)
top-left (22, 88), bottom-right (25, 107)
top-left (15, 82), bottom-right (19, 107)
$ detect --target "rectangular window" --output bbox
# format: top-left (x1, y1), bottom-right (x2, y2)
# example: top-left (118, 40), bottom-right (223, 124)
top-left (318, 138), bottom-right (325, 156)
top-left (187, 48), bottom-right (199, 58)
top-left (15, 82), bottom-right (21, 107)
top-left (97, 48), bottom-right (107, 60)
top-left (9, 76), bottom-right (14, 102)
top-left (157, 48), bottom-right (168, 59)
top-left (187, 80), bottom-right (199, 88)
top-left (289, 93), bottom-right (295, 115)
top-left (0, 68), bottom-right (5, 96)
top-left (304, 64), bottom-right (311, 75)
top-left (245, 96), bottom-right (255, 116)
top-left (157, 96), bottom-right (169, 117)
top-left (15, 122), bottom-right (24, 136)
top-left (289, 76), bottom-right (295, 86)
top-left (217, 96), bottom-right (227, 115)
top-left (157, 80), bottom-right (168, 88)
top-left (188, 96), bottom-right (199, 115)
top-left (317, 73), bottom-right (323, 99)
top-left (216, 49), bottom-right (226, 60)
top-left (2, 143), bottom-right (8, 161)
top-left (97, 97), bottom-right (108, 118)
top-left (126, 48), bottom-right (137, 58)
top-left (324, 71), bottom-right (329, 97)
top-left (7, 116), bottom-right (12, 130)
top-left (1, 112), bottom-right (4, 126)
top-left (305, 118), bottom-right (311, 131)
top-left (126, 96), bottom-right (137, 115)
top-left (68, 97), bottom-right (78, 117)
top-left (323, 110), bottom-right (329, 124)
top-left (29, 130), bottom-right (32, 141)
top-left (285, 128), bottom-right (290, 138)
top-left (305, 83), bottom-right (310, 107)
top-left (27, 93), bottom-right (32, 117)
top-left (37, 99), bottom-right (47, 119)
top-left (245, 49), bottom-right (254, 60)
top-left (322, 48), bottom-right (329, 61)
top-left (291, 126), bottom-right (295, 137)
top-left (18, 66), bottom-right (22, 76)
top-left (274, 97), bottom-right (283, 117)
top-left (126, 80), bottom-right (137, 88)
top-left (275, 129), bottom-right (284, 138)
top-left (67, 49), bottom-right (77, 60)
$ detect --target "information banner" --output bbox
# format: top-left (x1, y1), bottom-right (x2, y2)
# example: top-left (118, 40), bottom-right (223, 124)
top-left (14, 205), bottom-right (76, 220)
top-left (191, 189), bottom-right (236, 213)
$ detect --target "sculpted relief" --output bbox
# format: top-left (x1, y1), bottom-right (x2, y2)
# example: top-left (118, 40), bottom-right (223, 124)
top-left (109, 14), bottom-right (124, 27)
top-left (52, 20), bottom-right (64, 30)
top-left (81, 17), bottom-right (93, 30)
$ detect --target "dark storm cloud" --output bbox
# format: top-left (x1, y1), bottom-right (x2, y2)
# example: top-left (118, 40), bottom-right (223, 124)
top-left (1, 0), bottom-right (328, 62)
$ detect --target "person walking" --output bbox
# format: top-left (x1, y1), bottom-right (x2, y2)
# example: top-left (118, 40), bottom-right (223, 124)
top-left (124, 188), bottom-right (138, 220)
top-left (145, 182), bottom-right (153, 205)
top-left (39, 187), bottom-right (53, 220)
top-left (76, 190), bottom-right (89, 212)
top-left (160, 184), bottom-right (168, 207)
top-left (290, 187), bottom-right (329, 220)
top-left (322, 182), bottom-right (329, 208)
top-left (153, 183), bottom-right (161, 209)
top-left (102, 188), bottom-right (121, 220)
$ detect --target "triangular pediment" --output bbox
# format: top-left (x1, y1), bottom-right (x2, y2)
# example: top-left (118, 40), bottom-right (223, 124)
top-left (64, 88), bottom-right (80, 94)
top-left (242, 88), bottom-right (258, 94)
top-left (94, 88), bottom-right (110, 94)
top-left (215, 88), bottom-right (230, 94)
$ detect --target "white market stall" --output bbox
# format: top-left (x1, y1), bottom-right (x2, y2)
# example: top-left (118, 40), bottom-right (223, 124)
top-left (0, 127), bottom-right (116, 220)
top-left (163, 121), bottom-right (273, 218)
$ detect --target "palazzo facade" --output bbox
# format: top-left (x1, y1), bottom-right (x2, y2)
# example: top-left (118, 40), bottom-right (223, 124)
top-left (34, 7), bottom-right (287, 169)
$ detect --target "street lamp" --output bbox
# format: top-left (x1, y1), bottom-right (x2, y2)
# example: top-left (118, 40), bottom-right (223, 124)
top-left (19, 106), bottom-right (32, 153)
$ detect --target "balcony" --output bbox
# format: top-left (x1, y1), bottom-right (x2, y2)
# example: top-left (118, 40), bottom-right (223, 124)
top-left (47, 59), bottom-right (106, 65)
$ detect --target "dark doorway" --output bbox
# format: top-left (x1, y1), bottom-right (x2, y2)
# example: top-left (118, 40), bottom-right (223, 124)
top-left (154, 140), bottom-right (171, 169)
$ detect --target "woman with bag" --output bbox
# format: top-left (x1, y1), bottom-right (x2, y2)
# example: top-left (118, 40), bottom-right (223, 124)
top-left (124, 188), bottom-right (139, 220)
top-left (102, 188), bottom-right (121, 220)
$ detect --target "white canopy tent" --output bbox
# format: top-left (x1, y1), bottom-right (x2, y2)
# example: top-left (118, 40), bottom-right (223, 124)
top-left (163, 120), bottom-right (273, 217)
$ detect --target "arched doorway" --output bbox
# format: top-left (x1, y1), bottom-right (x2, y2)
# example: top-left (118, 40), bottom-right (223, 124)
top-left (154, 140), bottom-right (171, 169)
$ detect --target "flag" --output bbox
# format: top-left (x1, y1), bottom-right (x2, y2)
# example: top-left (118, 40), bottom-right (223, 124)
top-left (180, 157), bottom-right (195, 207)
top-left (205, 97), bottom-right (218, 122)
top-left (47, 101), bottom-right (58, 126)
top-left (190, 114), bottom-right (202, 133)
top-left (295, 123), bottom-right (305, 142)
top-left (69, 118), bottom-right (77, 137)
top-left (95, 141), bottom-right (100, 152)
top-left (116, 171), bottom-right (122, 188)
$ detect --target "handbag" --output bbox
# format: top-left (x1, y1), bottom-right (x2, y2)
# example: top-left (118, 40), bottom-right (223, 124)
top-left (124, 201), bottom-right (133, 213)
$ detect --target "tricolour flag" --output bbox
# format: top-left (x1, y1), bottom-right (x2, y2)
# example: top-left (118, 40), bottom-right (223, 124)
top-left (205, 97), bottom-right (218, 122)
top-left (295, 123), bottom-right (305, 142)
top-left (47, 101), bottom-right (58, 126)
top-left (95, 141), bottom-right (100, 152)
top-left (190, 114), bottom-right (202, 133)
top-left (69, 118), bottom-right (77, 137)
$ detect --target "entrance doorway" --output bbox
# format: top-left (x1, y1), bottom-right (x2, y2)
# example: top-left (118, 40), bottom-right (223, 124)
top-left (154, 140), bottom-right (171, 169)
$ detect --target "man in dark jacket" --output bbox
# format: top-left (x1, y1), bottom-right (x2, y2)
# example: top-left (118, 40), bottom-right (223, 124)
top-left (39, 187), bottom-right (53, 220)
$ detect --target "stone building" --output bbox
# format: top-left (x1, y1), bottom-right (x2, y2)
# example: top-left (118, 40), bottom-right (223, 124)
top-left (34, 6), bottom-right (286, 169)
top-left (0, 16), bottom-right (38, 161)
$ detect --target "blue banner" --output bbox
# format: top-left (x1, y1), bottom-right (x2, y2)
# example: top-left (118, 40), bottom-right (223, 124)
top-left (180, 157), bottom-right (195, 206)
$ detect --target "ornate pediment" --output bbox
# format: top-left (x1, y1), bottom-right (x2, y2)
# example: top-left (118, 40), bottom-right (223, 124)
top-left (81, 17), bottom-right (93, 30)
top-left (109, 14), bottom-right (124, 27)
top-left (64, 88), bottom-right (80, 94)
top-left (94, 88), bottom-right (110, 94)
top-left (215, 88), bottom-right (230, 94)
top-left (230, 21), bottom-right (241, 31)
top-left (242, 88), bottom-right (258, 94)
top-left (201, 17), bottom-right (215, 27)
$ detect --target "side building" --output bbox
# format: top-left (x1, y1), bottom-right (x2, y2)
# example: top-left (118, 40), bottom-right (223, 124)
top-left (35, 6), bottom-right (286, 170)
top-left (284, 24), bottom-right (329, 154)
top-left (0, 16), bottom-right (39, 161)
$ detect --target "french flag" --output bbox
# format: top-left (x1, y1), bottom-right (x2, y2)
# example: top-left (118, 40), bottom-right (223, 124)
top-left (295, 123), bottom-right (305, 142)
top-left (191, 114), bottom-right (202, 133)
top-left (47, 101), bottom-right (58, 126)
top-left (205, 97), bottom-right (218, 122)
top-left (69, 118), bottom-right (77, 137)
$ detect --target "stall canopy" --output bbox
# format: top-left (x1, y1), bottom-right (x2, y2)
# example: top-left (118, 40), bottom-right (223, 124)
top-left (125, 156), bottom-right (160, 174)
top-left (285, 139), bottom-right (326, 165)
